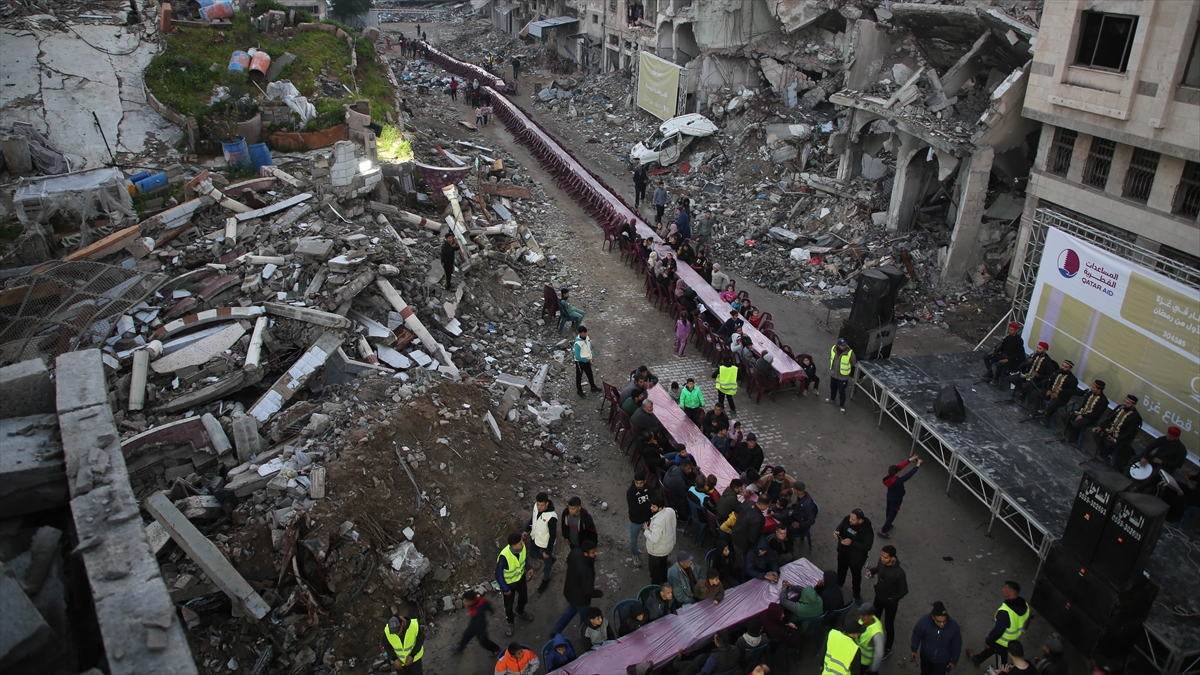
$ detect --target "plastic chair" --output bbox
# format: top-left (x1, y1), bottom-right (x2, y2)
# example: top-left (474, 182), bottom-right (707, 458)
top-left (557, 308), bottom-right (579, 336)
top-left (541, 286), bottom-right (559, 325)
top-left (760, 311), bottom-right (773, 323)
top-left (615, 411), bottom-right (636, 453)
top-left (762, 328), bottom-right (783, 347)
top-left (749, 369), bottom-right (781, 404)
top-left (602, 382), bottom-right (621, 424)
top-left (612, 599), bottom-right (638, 629)
top-left (798, 502), bottom-right (819, 552)
top-left (704, 547), bottom-right (716, 573)
top-left (688, 501), bottom-right (707, 546)
top-left (824, 599), bottom-right (855, 632)
top-left (794, 611), bottom-right (829, 661)
top-left (741, 641), bottom-right (771, 669)
top-left (540, 639), bottom-right (557, 674)
top-left (645, 273), bottom-right (659, 302)
top-left (704, 507), bottom-right (720, 547)
top-left (637, 584), bottom-right (660, 605)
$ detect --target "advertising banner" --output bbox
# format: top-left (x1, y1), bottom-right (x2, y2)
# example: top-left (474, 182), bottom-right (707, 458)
top-left (1025, 227), bottom-right (1200, 459)
top-left (637, 51), bottom-right (680, 120)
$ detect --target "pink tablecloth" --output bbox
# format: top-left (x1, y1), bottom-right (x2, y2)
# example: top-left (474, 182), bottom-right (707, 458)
top-left (551, 558), bottom-right (823, 675)
top-left (646, 385), bottom-right (740, 493)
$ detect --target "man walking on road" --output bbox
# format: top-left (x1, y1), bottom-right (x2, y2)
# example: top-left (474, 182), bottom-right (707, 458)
top-left (652, 181), bottom-right (669, 226)
top-left (879, 455), bottom-right (921, 538)
top-left (911, 601), bottom-right (961, 675)
top-left (633, 163), bottom-right (649, 208)
top-left (626, 470), bottom-right (655, 567)
top-left (834, 508), bottom-right (874, 603)
top-left (440, 232), bottom-right (459, 291)
top-left (551, 540), bottom-right (604, 635)
top-left (967, 581), bottom-right (1032, 668)
top-left (495, 533), bottom-right (534, 638)
top-left (524, 493), bottom-right (558, 594)
top-left (827, 338), bottom-right (856, 412)
top-left (866, 545), bottom-right (908, 659)
top-left (644, 498), bottom-right (677, 584)
top-left (573, 326), bottom-right (600, 397)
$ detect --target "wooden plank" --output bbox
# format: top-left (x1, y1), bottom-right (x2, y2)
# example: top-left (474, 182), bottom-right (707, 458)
top-left (481, 184), bottom-right (532, 199)
top-left (144, 491), bottom-right (271, 620)
top-left (63, 224), bottom-right (142, 262)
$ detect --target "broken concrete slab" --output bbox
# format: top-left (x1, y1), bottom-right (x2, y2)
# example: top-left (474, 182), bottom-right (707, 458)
top-left (0, 414), bottom-right (67, 518)
top-left (150, 323), bottom-right (245, 374)
top-left (144, 491), bottom-right (270, 620)
top-left (0, 561), bottom-right (54, 671)
top-left (175, 495), bottom-right (224, 520)
top-left (55, 350), bottom-right (196, 675)
top-left (231, 416), bottom-right (262, 464)
top-left (264, 302), bottom-right (352, 329)
top-left (152, 306), bottom-right (266, 341)
top-left (0, 359), bottom-right (54, 419)
top-left (247, 332), bottom-right (342, 422)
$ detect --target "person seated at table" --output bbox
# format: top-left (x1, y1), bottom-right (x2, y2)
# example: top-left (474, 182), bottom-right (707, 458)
top-left (694, 566), bottom-right (726, 604)
top-left (754, 353), bottom-right (779, 387)
top-left (798, 355), bottom-right (819, 397)
top-left (669, 632), bottom-right (740, 675)
top-left (634, 430), bottom-right (666, 471)
top-left (737, 618), bottom-right (769, 653)
top-left (710, 543), bottom-right (741, 588)
top-left (716, 310), bottom-right (743, 342)
top-left (729, 433), bottom-right (764, 474)
top-left (731, 335), bottom-right (755, 364)
top-left (622, 388), bottom-right (646, 416)
top-left (755, 466), bottom-right (795, 503)
top-left (702, 474), bottom-right (719, 500)
top-left (543, 634), bottom-right (576, 671)
top-left (678, 285), bottom-right (700, 314)
top-left (631, 365), bottom-right (660, 387)
top-left (729, 420), bottom-right (743, 446)
top-left (711, 426), bottom-right (732, 457)
top-left (582, 607), bottom-right (616, 650)
top-left (620, 375), bottom-right (648, 405)
top-left (664, 461), bottom-right (697, 507)
top-left (768, 517), bottom-right (796, 564)
top-left (720, 283), bottom-right (738, 304)
top-left (702, 403), bottom-right (730, 438)
top-left (747, 308), bottom-right (763, 329)
top-left (678, 242), bottom-right (696, 266)
top-left (664, 443), bottom-right (694, 467)
top-left (694, 249), bottom-right (711, 276)
top-left (689, 474), bottom-right (715, 512)
top-left (618, 602), bottom-right (648, 637)
top-left (667, 233), bottom-right (683, 252)
top-left (780, 579), bottom-right (825, 621)
top-left (745, 538), bottom-right (781, 582)
top-left (645, 583), bottom-right (682, 620)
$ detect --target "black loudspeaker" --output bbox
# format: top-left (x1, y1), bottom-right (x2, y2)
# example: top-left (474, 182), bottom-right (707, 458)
top-left (1031, 573), bottom-right (1156, 660)
top-left (933, 385), bottom-right (966, 422)
top-left (1091, 491), bottom-right (1169, 590)
top-left (1060, 469), bottom-right (1133, 563)
top-left (878, 263), bottom-right (908, 308)
top-left (838, 322), bottom-right (897, 361)
top-left (847, 269), bottom-right (893, 329)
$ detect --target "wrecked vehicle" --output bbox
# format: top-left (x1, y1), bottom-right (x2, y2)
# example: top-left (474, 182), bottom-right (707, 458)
top-left (629, 113), bottom-right (719, 167)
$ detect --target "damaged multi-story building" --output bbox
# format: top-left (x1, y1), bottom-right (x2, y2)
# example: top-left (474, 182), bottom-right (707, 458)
top-left (1010, 0), bottom-right (1200, 293)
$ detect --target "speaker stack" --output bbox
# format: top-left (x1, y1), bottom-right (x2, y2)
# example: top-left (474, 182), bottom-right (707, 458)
top-left (1032, 469), bottom-right (1165, 659)
top-left (839, 264), bottom-right (907, 360)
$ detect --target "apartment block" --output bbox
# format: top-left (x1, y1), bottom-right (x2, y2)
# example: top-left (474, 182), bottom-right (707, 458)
top-left (1011, 0), bottom-right (1200, 294)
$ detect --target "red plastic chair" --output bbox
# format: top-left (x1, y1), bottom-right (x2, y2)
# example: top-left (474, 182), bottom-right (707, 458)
top-left (763, 328), bottom-right (783, 347)
top-left (602, 382), bottom-right (621, 424)
top-left (749, 369), bottom-right (781, 404)
top-left (645, 273), bottom-right (659, 302)
top-left (541, 285), bottom-right (559, 325)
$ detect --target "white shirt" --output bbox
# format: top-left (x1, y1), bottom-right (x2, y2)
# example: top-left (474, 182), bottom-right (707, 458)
top-left (644, 507), bottom-right (677, 557)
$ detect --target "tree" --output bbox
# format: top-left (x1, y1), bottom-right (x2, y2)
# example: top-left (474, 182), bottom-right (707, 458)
top-left (330, 0), bottom-right (370, 21)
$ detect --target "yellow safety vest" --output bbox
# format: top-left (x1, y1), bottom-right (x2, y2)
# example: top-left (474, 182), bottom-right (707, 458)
top-left (497, 544), bottom-right (526, 585)
top-left (715, 365), bottom-right (739, 395)
top-left (830, 346), bottom-right (854, 376)
top-left (995, 603), bottom-right (1030, 647)
top-left (822, 629), bottom-right (860, 675)
top-left (857, 619), bottom-right (884, 665)
top-left (384, 619), bottom-right (424, 662)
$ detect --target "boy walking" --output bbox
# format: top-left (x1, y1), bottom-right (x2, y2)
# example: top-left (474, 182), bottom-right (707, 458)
top-left (454, 590), bottom-right (501, 656)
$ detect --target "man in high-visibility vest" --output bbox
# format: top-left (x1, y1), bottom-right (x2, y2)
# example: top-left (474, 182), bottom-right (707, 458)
top-left (856, 603), bottom-right (885, 674)
top-left (827, 338), bottom-right (856, 412)
top-left (383, 615), bottom-right (424, 674)
top-left (966, 580), bottom-right (1032, 667)
top-left (823, 615), bottom-right (863, 675)
top-left (496, 532), bottom-right (535, 638)
top-left (712, 354), bottom-right (739, 414)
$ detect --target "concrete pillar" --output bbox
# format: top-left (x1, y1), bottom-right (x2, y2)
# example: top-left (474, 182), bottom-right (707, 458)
top-left (1106, 143), bottom-right (1134, 198)
top-left (845, 20), bottom-right (891, 90)
top-left (941, 146), bottom-right (995, 283)
top-left (886, 132), bottom-right (930, 233)
top-left (1147, 154), bottom-right (1186, 212)
top-left (1066, 134), bottom-right (1089, 184)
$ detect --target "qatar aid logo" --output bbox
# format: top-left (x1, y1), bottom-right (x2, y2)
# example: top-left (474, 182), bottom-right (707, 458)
top-left (1057, 248), bottom-right (1080, 278)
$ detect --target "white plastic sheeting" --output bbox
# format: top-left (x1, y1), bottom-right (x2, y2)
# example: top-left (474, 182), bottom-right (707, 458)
top-left (265, 80), bottom-right (317, 124)
top-left (12, 168), bottom-right (135, 242)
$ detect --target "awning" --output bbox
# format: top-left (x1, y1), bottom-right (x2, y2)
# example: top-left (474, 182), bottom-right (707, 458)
top-left (528, 15), bottom-right (578, 37)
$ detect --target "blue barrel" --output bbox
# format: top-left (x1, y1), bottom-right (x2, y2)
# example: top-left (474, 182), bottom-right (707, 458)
top-left (247, 143), bottom-right (273, 171)
top-left (221, 136), bottom-right (250, 169)
top-left (228, 50), bottom-right (250, 72)
top-left (130, 170), bottom-right (151, 183)
top-left (135, 172), bottom-right (169, 193)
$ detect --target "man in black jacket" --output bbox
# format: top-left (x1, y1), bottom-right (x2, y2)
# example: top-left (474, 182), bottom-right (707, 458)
top-left (439, 232), bottom-right (459, 291)
top-left (715, 479), bottom-right (744, 524)
top-left (560, 497), bottom-right (598, 549)
top-left (671, 631), bottom-right (741, 675)
top-left (729, 433), bottom-right (764, 474)
top-left (731, 495), bottom-right (769, 574)
top-left (835, 508), bottom-right (874, 603)
top-left (550, 541), bottom-right (604, 635)
top-left (631, 400), bottom-right (666, 434)
top-left (1093, 394), bottom-right (1143, 467)
top-left (701, 403), bottom-right (730, 438)
top-left (626, 471), bottom-right (656, 565)
top-left (1036, 360), bottom-right (1078, 418)
top-left (982, 322), bottom-right (1025, 384)
top-left (1063, 379), bottom-right (1108, 441)
top-left (786, 482), bottom-right (818, 542)
top-left (867, 545), bottom-right (908, 658)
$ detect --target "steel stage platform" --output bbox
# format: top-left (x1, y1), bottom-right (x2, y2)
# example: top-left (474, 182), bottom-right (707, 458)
top-left (854, 351), bottom-right (1200, 675)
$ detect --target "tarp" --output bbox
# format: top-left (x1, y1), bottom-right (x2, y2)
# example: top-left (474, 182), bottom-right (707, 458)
top-left (1024, 226), bottom-right (1200, 461)
top-left (637, 51), bottom-right (681, 121)
top-left (551, 558), bottom-right (823, 674)
top-left (646, 384), bottom-right (740, 494)
top-left (12, 167), bottom-right (134, 229)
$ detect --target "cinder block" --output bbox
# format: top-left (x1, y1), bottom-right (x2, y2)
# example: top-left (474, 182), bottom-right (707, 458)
top-left (0, 359), bottom-right (53, 419)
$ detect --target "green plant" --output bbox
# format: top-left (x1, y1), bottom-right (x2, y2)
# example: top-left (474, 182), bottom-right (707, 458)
top-left (377, 125), bottom-right (412, 162)
top-left (202, 104), bottom-right (240, 141)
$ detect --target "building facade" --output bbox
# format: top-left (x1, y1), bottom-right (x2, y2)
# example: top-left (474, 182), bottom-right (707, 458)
top-left (1011, 0), bottom-right (1200, 294)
